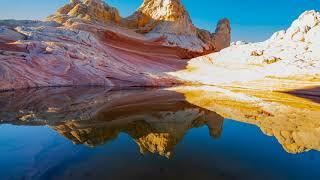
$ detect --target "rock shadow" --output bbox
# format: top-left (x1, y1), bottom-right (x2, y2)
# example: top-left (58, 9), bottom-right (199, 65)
top-left (283, 86), bottom-right (320, 104)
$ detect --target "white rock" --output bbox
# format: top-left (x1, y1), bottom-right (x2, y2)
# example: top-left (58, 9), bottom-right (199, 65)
top-left (231, 41), bottom-right (249, 46)
top-left (170, 10), bottom-right (320, 86)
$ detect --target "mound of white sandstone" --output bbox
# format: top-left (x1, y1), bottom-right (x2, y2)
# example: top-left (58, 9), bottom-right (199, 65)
top-left (170, 10), bottom-right (320, 88)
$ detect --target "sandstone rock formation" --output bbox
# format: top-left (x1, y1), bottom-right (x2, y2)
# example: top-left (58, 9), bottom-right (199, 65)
top-left (48, 0), bottom-right (121, 25)
top-left (0, 0), bottom-right (231, 91)
top-left (125, 0), bottom-right (197, 34)
top-left (170, 10), bottom-right (320, 89)
top-left (270, 10), bottom-right (320, 43)
top-left (124, 0), bottom-right (231, 52)
top-left (48, 0), bottom-right (231, 52)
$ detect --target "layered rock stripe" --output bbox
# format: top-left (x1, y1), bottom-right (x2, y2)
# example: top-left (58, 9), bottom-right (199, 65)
top-left (0, 0), bottom-right (231, 91)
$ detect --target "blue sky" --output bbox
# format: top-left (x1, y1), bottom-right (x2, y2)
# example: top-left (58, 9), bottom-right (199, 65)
top-left (0, 0), bottom-right (319, 41)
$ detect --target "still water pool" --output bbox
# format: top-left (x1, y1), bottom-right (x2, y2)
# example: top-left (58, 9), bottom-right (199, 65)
top-left (0, 87), bottom-right (319, 180)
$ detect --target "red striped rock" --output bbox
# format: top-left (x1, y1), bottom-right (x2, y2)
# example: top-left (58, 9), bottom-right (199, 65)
top-left (0, 0), bottom-right (231, 91)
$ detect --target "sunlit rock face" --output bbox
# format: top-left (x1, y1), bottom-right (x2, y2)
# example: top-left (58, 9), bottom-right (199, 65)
top-left (0, 0), bottom-right (230, 91)
top-left (170, 10), bottom-right (320, 89)
top-left (49, 0), bottom-right (231, 52)
top-left (48, 0), bottom-right (121, 25)
top-left (271, 10), bottom-right (320, 43)
top-left (126, 0), bottom-right (197, 34)
top-left (125, 0), bottom-right (231, 52)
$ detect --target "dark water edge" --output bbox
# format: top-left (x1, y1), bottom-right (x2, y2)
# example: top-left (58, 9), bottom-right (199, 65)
top-left (0, 87), bottom-right (319, 180)
top-left (0, 121), bottom-right (319, 180)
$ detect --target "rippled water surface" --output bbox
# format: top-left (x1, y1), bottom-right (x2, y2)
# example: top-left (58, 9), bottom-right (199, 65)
top-left (0, 87), bottom-right (319, 180)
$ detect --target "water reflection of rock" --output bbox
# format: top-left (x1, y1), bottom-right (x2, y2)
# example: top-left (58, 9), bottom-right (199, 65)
top-left (172, 86), bottom-right (320, 154)
top-left (1, 86), bottom-right (319, 155)
top-left (0, 87), bottom-right (223, 158)
top-left (53, 109), bottom-right (223, 158)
